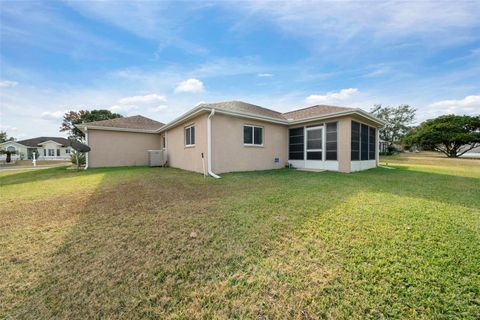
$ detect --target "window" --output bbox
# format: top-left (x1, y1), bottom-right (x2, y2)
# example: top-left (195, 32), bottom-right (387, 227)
top-left (185, 125), bottom-right (195, 146)
top-left (369, 127), bottom-right (376, 160)
top-left (361, 124), bottom-right (369, 160)
top-left (48, 149), bottom-right (55, 156)
top-left (289, 127), bottom-right (304, 160)
top-left (66, 148), bottom-right (70, 154)
top-left (6, 146), bottom-right (15, 151)
top-left (351, 121), bottom-right (360, 160)
top-left (162, 135), bottom-right (166, 149)
top-left (325, 122), bottom-right (337, 160)
top-left (351, 121), bottom-right (377, 161)
top-left (44, 149), bottom-right (46, 156)
top-left (56, 149), bottom-right (60, 156)
top-left (243, 125), bottom-right (263, 146)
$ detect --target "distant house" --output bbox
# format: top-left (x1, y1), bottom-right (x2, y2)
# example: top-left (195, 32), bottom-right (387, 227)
top-left (461, 145), bottom-right (480, 158)
top-left (77, 101), bottom-right (385, 175)
top-left (0, 137), bottom-right (72, 161)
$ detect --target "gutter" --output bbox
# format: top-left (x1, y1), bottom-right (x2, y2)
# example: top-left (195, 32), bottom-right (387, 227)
top-left (84, 127), bottom-right (89, 170)
top-left (207, 109), bottom-right (221, 179)
top-left (76, 124), bottom-right (159, 134)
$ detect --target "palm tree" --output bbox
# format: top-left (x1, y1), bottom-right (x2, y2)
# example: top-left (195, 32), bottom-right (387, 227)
top-left (0, 149), bottom-right (17, 163)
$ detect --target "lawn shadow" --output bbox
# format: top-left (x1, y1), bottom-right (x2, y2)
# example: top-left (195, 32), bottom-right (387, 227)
top-left (8, 168), bottom-right (356, 318)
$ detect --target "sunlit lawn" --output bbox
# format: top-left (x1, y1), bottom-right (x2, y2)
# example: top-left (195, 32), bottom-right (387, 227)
top-left (1, 153), bottom-right (479, 318)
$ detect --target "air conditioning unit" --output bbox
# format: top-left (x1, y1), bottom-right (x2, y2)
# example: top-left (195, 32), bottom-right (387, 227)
top-left (148, 150), bottom-right (167, 167)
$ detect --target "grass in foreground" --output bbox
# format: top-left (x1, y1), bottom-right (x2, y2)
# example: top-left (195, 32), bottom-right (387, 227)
top-left (1, 154), bottom-right (479, 318)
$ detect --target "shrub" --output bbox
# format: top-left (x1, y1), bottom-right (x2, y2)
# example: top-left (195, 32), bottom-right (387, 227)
top-left (70, 151), bottom-right (86, 166)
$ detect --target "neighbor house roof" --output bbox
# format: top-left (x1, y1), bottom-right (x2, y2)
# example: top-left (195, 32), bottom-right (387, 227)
top-left (77, 115), bottom-right (165, 133)
top-left (15, 137), bottom-right (71, 147)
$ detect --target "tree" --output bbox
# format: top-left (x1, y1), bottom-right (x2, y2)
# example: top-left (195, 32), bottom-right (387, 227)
top-left (403, 115), bottom-right (480, 157)
top-left (371, 105), bottom-right (416, 146)
top-left (60, 109), bottom-right (123, 140)
top-left (0, 131), bottom-right (15, 143)
top-left (0, 149), bottom-right (17, 163)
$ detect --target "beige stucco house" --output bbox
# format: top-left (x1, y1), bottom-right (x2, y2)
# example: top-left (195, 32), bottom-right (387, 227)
top-left (77, 101), bottom-right (385, 175)
top-left (0, 137), bottom-right (72, 161)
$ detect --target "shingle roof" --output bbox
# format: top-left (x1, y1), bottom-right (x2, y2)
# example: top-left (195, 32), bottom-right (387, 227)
top-left (282, 105), bottom-right (354, 120)
top-left (200, 101), bottom-right (285, 120)
top-left (83, 115), bottom-right (164, 130)
top-left (199, 101), bottom-right (355, 122)
top-left (16, 137), bottom-right (71, 147)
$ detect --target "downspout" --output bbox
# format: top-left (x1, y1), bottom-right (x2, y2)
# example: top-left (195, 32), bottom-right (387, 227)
top-left (84, 127), bottom-right (89, 170)
top-left (207, 109), bottom-right (221, 179)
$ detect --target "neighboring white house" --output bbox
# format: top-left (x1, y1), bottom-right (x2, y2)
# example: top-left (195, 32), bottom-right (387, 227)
top-left (460, 145), bottom-right (480, 158)
top-left (0, 137), bottom-right (72, 161)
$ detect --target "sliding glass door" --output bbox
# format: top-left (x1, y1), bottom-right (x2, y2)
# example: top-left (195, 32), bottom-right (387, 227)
top-left (305, 126), bottom-right (323, 161)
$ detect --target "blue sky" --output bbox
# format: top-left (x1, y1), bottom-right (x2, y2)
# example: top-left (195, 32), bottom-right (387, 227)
top-left (1, 0), bottom-right (479, 139)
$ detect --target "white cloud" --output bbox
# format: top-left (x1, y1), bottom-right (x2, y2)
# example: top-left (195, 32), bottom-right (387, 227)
top-left (0, 80), bottom-right (18, 88)
top-left (257, 73), bottom-right (273, 77)
top-left (41, 111), bottom-right (65, 120)
top-left (149, 105), bottom-right (168, 112)
top-left (118, 93), bottom-right (166, 105)
top-left (110, 93), bottom-right (167, 112)
top-left (174, 78), bottom-right (205, 93)
top-left (424, 95), bottom-right (480, 116)
top-left (305, 88), bottom-right (359, 104)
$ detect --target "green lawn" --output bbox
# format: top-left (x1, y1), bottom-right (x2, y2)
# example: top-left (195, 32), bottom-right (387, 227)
top-left (1, 154), bottom-right (479, 319)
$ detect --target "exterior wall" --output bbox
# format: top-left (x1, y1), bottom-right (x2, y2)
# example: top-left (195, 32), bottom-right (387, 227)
top-left (0, 142), bottom-right (28, 161)
top-left (165, 113), bottom-right (208, 174)
top-left (0, 142), bottom-right (71, 161)
top-left (39, 141), bottom-right (70, 160)
top-left (88, 130), bottom-right (161, 167)
top-left (211, 114), bottom-right (288, 173)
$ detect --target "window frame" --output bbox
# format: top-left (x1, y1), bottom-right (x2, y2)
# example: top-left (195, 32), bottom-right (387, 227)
top-left (305, 125), bottom-right (324, 161)
top-left (184, 124), bottom-right (195, 147)
top-left (243, 124), bottom-right (264, 147)
top-left (48, 149), bottom-right (55, 157)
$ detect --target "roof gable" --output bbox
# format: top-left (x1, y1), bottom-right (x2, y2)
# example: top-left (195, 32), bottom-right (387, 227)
top-left (16, 137), bottom-right (71, 147)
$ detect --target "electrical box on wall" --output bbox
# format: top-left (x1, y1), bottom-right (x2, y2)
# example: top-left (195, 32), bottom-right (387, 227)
top-left (274, 156), bottom-right (280, 166)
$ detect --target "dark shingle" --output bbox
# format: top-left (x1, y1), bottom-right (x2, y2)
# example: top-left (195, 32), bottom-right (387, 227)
top-left (16, 137), bottom-right (71, 147)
